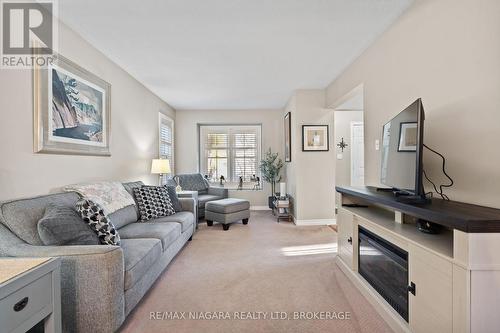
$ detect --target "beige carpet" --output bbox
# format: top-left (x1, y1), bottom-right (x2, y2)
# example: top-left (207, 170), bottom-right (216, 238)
top-left (119, 211), bottom-right (393, 333)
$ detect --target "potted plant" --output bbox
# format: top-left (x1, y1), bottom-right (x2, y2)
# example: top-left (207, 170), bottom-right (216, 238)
top-left (259, 149), bottom-right (284, 208)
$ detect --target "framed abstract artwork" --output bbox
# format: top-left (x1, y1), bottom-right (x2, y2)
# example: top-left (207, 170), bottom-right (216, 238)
top-left (33, 52), bottom-right (111, 156)
top-left (302, 125), bottom-right (329, 152)
top-left (284, 112), bottom-right (291, 162)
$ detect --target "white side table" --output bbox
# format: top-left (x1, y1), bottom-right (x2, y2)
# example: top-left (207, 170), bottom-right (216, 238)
top-left (0, 257), bottom-right (61, 333)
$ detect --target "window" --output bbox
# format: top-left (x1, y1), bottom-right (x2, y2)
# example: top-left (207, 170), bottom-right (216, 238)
top-left (199, 125), bottom-right (261, 189)
top-left (159, 113), bottom-right (174, 179)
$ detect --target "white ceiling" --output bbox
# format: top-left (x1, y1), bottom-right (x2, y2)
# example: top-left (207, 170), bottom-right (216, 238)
top-left (59, 0), bottom-right (412, 110)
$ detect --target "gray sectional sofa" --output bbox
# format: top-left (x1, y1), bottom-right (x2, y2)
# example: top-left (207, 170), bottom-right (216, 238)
top-left (175, 173), bottom-right (228, 219)
top-left (0, 181), bottom-right (196, 333)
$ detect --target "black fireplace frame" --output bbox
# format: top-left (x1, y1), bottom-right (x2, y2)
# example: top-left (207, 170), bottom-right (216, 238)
top-left (358, 226), bottom-right (409, 321)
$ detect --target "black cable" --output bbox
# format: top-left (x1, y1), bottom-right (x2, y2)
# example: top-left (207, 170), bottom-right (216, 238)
top-left (423, 144), bottom-right (454, 200)
top-left (423, 169), bottom-right (448, 200)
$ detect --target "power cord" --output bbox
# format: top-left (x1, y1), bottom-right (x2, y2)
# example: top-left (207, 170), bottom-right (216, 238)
top-left (423, 144), bottom-right (454, 200)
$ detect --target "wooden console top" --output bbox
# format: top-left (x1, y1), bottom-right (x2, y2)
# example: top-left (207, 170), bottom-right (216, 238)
top-left (336, 186), bottom-right (500, 233)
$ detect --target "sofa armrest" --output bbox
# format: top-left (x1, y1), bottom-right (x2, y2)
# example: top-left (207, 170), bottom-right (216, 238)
top-left (5, 244), bottom-right (124, 333)
top-left (179, 197), bottom-right (197, 231)
top-left (179, 197), bottom-right (196, 215)
top-left (208, 186), bottom-right (228, 198)
top-left (6, 243), bottom-right (120, 257)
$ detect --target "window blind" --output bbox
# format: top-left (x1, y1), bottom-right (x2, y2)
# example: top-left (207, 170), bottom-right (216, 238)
top-left (199, 125), bottom-right (261, 185)
top-left (159, 114), bottom-right (174, 175)
top-left (233, 131), bottom-right (257, 182)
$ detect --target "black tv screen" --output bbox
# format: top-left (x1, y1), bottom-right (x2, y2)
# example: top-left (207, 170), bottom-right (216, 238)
top-left (380, 99), bottom-right (424, 196)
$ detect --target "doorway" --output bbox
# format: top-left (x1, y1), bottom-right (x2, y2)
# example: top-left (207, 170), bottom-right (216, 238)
top-left (350, 121), bottom-right (364, 186)
top-left (332, 87), bottom-right (365, 208)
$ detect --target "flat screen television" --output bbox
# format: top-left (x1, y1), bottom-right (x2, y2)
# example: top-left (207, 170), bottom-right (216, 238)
top-left (380, 98), bottom-right (425, 199)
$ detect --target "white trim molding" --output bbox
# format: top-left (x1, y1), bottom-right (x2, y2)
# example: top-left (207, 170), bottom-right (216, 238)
top-left (293, 218), bottom-right (336, 226)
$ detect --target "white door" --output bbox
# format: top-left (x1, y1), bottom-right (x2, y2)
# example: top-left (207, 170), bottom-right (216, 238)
top-left (350, 122), bottom-right (364, 186)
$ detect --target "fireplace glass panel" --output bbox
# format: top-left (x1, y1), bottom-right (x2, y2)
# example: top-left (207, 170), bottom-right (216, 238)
top-left (358, 226), bottom-right (409, 321)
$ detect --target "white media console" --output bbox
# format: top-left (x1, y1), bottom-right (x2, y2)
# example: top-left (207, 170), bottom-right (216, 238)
top-left (336, 186), bottom-right (500, 333)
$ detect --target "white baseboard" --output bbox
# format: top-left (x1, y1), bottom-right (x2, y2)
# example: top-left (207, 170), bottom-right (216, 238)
top-left (250, 206), bottom-right (271, 211)
top-left (293, 218), bottom-right (336, 226)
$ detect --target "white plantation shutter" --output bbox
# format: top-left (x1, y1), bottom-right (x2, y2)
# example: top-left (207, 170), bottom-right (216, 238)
top-left (203, 129), bottom-right (229, 180)
top-left (233, 130), bottom-right (257, 182)
top-left (199, 125), bottom-right (261, 186)
top-left (159, 114), bottom-right (174, 175)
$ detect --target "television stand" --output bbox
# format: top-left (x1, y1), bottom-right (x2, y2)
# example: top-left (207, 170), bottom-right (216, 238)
top-left (376, 187), bottom-right (430, 204)
top-left (376, 187), bottom-right (395, 192)
top-left (394, 194), bottom-right (430, 205)
top-left (335, 185), bottom-right (500, 333)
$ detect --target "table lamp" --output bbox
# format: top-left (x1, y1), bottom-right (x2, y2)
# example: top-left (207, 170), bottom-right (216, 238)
top-left (151, 159), bottom-right (171, 185)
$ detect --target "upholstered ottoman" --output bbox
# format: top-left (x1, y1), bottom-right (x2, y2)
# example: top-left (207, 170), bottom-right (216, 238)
top-left (205, 198), bottom-right (250, 230)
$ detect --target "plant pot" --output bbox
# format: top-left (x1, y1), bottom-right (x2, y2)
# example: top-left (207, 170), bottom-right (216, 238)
top-left (268, 196), bottom-right (274, 209)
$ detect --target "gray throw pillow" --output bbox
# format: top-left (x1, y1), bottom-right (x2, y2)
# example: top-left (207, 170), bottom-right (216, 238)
top-left (165, 185), bottom-right (182, 212)
top-left (37, 204), bottom-right (100, 246)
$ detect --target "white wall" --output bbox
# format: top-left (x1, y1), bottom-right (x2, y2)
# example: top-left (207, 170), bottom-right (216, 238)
top-left (334, 111), bottom-right (364, 187)
top-left (0, 21), bottom-right (175, 201)
top-left (175, 109), bottom-right (283, 207)
top-left (284, 90), bottom-right (336, 223)
top-left (326, 0), bottom-right (500, 209)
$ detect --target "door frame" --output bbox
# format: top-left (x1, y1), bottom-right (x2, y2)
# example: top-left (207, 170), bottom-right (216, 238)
top-left (350, 121), bottom-right (364, 186)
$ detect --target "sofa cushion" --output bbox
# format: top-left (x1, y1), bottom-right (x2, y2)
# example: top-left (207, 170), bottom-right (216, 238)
top-left (122, 181), bottom-right (144, 217)
top-left (205, 198), bottom-right (250, 214)
top-left (37, 204), bottom-right (100, 246)
top-left (118, 222), bottom-right (181, 251)
top-left (165, 185), bottom-right (182, 212)
top-left (0, 192), bottom-right (81, 245)
top-left (133, 186), bottom-right (175, 222)
top-left (108, 205), bottom-right (138, 229)
top-left (76, 199), bottom-right (121, 246)
top-left (121, 238), bottom-right (162, 291)
top-left (198, 194), bottom-right (223, 208)
top-left (154, 211), bottom-right (195, 233)
top-left (177, 173), bottom-right (209, 192)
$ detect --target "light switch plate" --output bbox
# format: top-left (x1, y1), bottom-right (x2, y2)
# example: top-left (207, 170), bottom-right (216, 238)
top-left (337, 153), bottom-right (343, 160)
top-left (375, 140), bottom-right (380, 151)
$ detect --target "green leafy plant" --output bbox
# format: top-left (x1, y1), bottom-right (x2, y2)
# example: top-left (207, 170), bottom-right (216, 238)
top-left (259, 148), bottom-right (284, 196)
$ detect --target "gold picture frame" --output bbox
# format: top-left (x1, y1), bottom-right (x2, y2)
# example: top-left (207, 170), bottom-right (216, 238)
top-left (33, 52), bottom-right (111, 156)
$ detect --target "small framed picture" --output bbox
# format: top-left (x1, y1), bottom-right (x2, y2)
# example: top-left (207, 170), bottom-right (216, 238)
top-left (398, 122), bottom-right (417, 152)
top-left (284, 112), bottom-right (291, 162)
top-left (302, 125), bottom-right (329, 151)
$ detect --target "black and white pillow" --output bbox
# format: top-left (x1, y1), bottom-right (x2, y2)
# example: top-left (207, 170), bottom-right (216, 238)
top-left (133, 186), bottom-right (175, 222)
top-left (76, 199), bottom-right (121, 245)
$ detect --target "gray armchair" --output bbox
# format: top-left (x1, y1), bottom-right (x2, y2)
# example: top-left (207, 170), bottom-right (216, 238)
top-left (175, 173), bottom-right (228, 219)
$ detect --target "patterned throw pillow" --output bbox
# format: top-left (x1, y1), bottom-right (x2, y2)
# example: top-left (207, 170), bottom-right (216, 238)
top-left (76, 199), bottom-right (121, 245)
top-left (133, 186), bottom-right (175, 222)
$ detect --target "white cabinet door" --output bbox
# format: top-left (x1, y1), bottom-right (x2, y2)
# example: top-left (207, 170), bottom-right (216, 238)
top-left (337, 208), bottom-right (354, 269)
top-left (409, 244), bottom-right (453, 333)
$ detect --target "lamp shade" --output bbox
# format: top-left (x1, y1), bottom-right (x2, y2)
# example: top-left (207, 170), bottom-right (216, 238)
top-left (151, 159), bottom-right (171, 174)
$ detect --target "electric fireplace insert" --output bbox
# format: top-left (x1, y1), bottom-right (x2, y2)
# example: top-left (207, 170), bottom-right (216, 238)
top-left (358, 226), bottom-right (409, 321)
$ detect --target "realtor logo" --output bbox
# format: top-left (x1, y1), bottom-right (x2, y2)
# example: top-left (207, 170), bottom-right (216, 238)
top-left (1, 0), bottom-right (57, 68)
